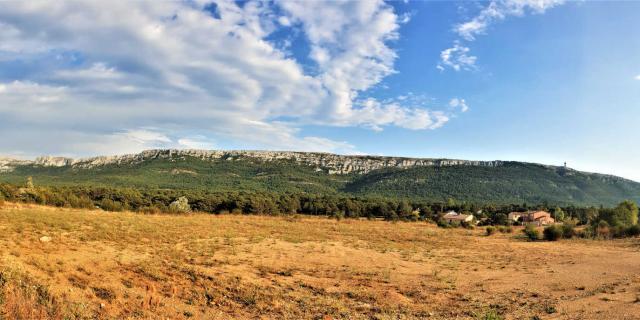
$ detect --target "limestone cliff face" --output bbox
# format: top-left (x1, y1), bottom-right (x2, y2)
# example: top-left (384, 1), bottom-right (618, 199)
top-left (0, 158), bottom-right (32, 173)
top-left (34, 156), bottom-right (75, 167)
top-left (3, 149), bottom-right (504, 175)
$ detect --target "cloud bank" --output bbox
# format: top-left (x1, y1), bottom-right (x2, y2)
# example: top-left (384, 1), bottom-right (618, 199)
top-left (0, 0), bottom-right (461, 157)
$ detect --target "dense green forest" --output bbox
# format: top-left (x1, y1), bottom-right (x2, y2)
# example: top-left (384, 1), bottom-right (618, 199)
top-left (0, 157), bottom-right (345, 194)
top-left (1, 181), bottom-right (638, 238)
top-left (345, 163), bottom-right (640, 205)
top-left (1, 155), bottom-right (638, 206)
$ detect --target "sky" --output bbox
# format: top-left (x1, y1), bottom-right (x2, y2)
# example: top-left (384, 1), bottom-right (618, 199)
top-left (0, 1), bottom-right (639, 181)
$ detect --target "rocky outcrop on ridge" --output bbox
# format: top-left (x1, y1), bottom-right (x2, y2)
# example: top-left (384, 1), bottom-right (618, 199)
top-left (1, 149), bottom-right (505, 175)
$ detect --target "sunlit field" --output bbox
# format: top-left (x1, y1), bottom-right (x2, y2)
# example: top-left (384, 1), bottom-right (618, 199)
top-left (1, 203), bottom-right (640, 319)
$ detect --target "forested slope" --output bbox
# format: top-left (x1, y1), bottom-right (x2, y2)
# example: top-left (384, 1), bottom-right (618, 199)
top-left (1, 154), bottom-right (638, 206)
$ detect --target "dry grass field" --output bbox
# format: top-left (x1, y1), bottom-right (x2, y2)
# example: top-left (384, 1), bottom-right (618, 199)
top-left (1, 203), bottom-right (640, 319)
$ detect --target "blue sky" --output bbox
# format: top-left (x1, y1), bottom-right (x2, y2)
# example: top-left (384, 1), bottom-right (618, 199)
top-left (0, 1), bottom-right (639, 181)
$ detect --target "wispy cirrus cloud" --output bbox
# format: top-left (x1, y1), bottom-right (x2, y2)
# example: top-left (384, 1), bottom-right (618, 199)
top-left (438, 0), bottom-right (565, 71)
top-left (437, 42), bottom-right (477, 72)
top-left (449, 98), bottom-right (469, 113)
top-left (455, 0), bottom-right (565, 41)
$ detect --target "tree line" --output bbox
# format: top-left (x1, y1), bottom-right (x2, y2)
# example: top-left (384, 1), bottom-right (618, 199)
top-left (0, 181), bottom-right (637, 231)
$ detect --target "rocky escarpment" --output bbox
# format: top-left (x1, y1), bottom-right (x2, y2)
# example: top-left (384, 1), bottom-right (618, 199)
top-left (0, 158), bottom-right (32, 173)
top-left (2, 149), bottom-right (505, 175)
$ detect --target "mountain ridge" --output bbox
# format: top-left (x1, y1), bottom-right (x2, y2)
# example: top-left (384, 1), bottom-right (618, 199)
top-left (4, 149), bottom-right (507, 175)
top-left (1, 149), bottom-right (639, 206)
top-left (0, 149), bottom-right (630, 181)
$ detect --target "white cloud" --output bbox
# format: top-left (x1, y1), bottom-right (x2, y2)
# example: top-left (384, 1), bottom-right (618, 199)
top-left (635, 74), bottom-right (640, 80)
top-left (351, 98), bottom-right (450, 131)
top-left (277, 16), bottom-right (291, 27)
top-left (439, 0), bottom-right (564, 71)
top-left (449, 98), bottom-right (469, 112)
top-left (438, 43), bottom-right (477, 72)
top-left (455, 0), bottom-right (565, 41)
top-left (56, 63), bottom-right (121, 80)
top-left (177, 137), bottom-right (216, 150)
top-left (0, 1), bottom-right (454, 157)
top-left (0, 80), bottom-right (67, 105)
top-left (118, 129), bottom-right (171, 146)
top-left (278, 0), bottom-right (407, 125)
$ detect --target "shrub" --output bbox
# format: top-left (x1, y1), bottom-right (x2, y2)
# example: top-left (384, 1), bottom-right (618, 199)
top-left (611, 225), bottom-right (627, 238)
top-left (544, 303), bottom-right (557, 314)
top-left (437, 219), bottom-right (450, 228)
top-left (169, 197), bottom-right (191, 213)
top-left (498, 226), bottom-right (513, 233)
top-left (138, 206), bottom-right (162, 214)
top-left (596, 220), bottom-right (610, 239)
top-left (0, 194), bottom-right (4, 208)
top-left (404, 210), bottom-right (420, 221)
top-left (461, 221), bottom-right (475, 229)
top-left (486, 226), bottom-right (496, 236)
top-left (70, 195), bottom-right (94, 209)
top-left (523, 225), bottom-right (540, 241)
top-left (99, 198), bottom-right (123, 212)
top-left (626, 224), bottom-right (640, 237)
top-left (543, 225), bottom-right (562, 241)
top-left (561, 224), bottom-right (575, 239)
top-left (576, 228), bottom-right (591, 238)
top-left (475, 309), bottom-right (504, 320)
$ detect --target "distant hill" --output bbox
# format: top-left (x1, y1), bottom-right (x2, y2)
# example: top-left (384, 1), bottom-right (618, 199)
top-left (0, 149), bottom-right (638, 206)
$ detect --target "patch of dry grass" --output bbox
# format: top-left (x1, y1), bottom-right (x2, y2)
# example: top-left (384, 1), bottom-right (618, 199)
top-left (1, 203), bottom-right (640, 319)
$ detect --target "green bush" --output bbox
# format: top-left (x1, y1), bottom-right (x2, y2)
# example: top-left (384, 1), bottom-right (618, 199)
top-left (403, 210), bottom-right (420, 221)
top-left (611, 225), bottom-right (627, 238)
top-left (475, 309), bottom-right (504, 320)
top-left (576, 228), bottom-right (591, 238)
top-left (596, 220), bottom-right (610, 239)
top-left (137, 206), bottom-right (162, 214)
top-left (543, 225), bottom-right (562, 241)
top-left (523, 225), bottom-right (540, 241)
top-left (561, 224), bottom-right (575, 239)
top-left (99, 198), bottom-right (123, 212)
top-left (486, 226), bottom-right (496, 236)
top-left (498, 226), bottom-right (513, 233)
top-left (436, 219), bottom-right (450, 228)
top-left (626, 224), bottom-right (640, 237)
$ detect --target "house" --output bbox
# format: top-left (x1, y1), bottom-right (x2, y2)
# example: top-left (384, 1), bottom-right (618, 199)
top-left (443, 211), bottom-right (474, 224)
top-left (522, 210), bottom-right (555, 226)
top-left (508, 212), bottom-right (523, 222)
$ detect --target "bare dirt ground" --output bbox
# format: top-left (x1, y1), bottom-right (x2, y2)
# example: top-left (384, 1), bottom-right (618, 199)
top-left (1, 203), bottom-right (640, 319)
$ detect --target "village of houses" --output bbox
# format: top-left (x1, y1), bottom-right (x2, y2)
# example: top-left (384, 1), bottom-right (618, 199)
top-left (442, 210), bottom-right (555, 226)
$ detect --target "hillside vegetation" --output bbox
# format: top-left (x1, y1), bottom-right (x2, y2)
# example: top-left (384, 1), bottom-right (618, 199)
top-left (345, 162), bottom-right (640, 205)
top-left (0, 154), bottom-right (638, 206)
